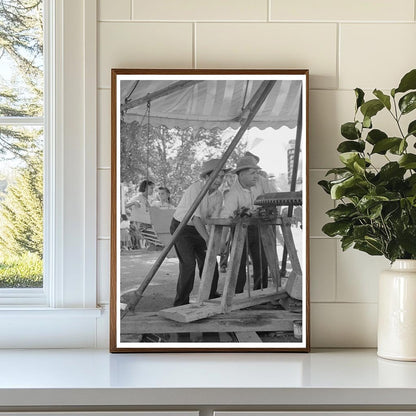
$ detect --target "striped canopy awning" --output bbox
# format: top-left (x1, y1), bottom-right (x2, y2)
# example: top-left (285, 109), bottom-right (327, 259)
top-left (120, 79), bottom-right (302, 130)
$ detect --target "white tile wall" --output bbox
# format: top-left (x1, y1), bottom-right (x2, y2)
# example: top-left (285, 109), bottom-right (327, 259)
top-left (310, 239), bottom-right (336, 302)
top-left (270, 0), bottom-right (415, 22)
top-left (336, 246), bottom-right (390, 303)
top-left (196, 23), bottom-right (338, 89)
top-left (311, 303), bottom-right (378, 347)
top-left (98, 22), bottom-right (193, 88)
top-left (96, 0), bottom-right (416, 348)
top-left (98, 0), bottom-right (131, 21)
top-left (339, 24), bottom-right (416, 90)
top-left (132, 0), bottom-right (268, 21)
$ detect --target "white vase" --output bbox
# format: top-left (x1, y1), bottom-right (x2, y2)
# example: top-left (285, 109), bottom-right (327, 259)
top-left (378, 259), bottom-right (416, 361)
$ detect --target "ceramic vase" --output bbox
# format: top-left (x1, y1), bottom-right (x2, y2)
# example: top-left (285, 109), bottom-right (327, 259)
top-left (378, 259), bottom-right (416, 361)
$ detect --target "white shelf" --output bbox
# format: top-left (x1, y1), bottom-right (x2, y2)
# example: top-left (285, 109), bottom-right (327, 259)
top-left (0, 348), bottom-right (416, 409)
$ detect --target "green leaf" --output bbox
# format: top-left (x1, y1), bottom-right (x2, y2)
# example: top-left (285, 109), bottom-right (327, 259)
top-left (395, 69), bottom-right (416, 94)
top-left (326, 203), bottom-right (357, 219)
top-left (330, 175), bottom-right (366, 200)
top-left (325, 167), bottom-right (351, 176)
top-left (357, 195), bottom-right (389, 212)
top-left (353, 224), bottom-right (374, 240)
top-left (373, 89), bottom-right (391, 110)
top-left (407, 120), bottom-right (416, 138)
top-left (363, 115), bottom-right (372, 129)
top-left (399, 154), bottom-right (416, 169)
top-left (399, 92), bottom-right (416, 115)
top-left (354, 241), bottom-right (383, 256)
top-left (369, 203), bottom-right (383, 219)
top-left (360, 99), bottom-right (384, 119)
top-left (378, 162), bottom-right (406, 181)
top-left (398, 227), bottom-right (416, 255)
top-left (355, 88), bottom-right (365, 110)
top-left (339, 152), bottom-right (360, 167)
top-left (318, 180), bottom-right (331, 194)
top-left (341, 122), bottom-right (361, 140)
top-left (322, 221), bottom-right (351, 237)
top-left (366, 129), bottom-right (387, 145)
top-left (337, 140), bottom-right (365, 153)
top-left (398, 139), bottom-right (408, 155)
top-left (341, 235), bottom-right (355, 251)
top-left (371, 137), bottom-right (402, 154)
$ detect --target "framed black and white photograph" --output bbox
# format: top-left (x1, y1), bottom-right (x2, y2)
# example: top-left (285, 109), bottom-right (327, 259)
top-left (110, 69), bottom-right (310, 352)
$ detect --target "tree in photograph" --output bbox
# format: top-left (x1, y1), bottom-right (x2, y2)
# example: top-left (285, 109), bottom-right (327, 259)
top-left (120, 121), bottom-right (248, 202)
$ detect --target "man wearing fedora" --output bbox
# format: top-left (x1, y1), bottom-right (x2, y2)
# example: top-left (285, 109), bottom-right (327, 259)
top-left (244, 151), bottom-right (278, 194)
top-left (221, 155), bottom-right (268, 293)
top-left (170, 159), bottom-right (229, 306)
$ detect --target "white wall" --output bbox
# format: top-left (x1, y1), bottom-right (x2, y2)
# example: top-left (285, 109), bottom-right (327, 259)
top-left (96, 0), bottom-right (416, 348)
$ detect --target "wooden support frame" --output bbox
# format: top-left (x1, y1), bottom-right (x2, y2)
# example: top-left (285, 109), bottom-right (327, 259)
top-left (110, 69), bottom-right (309, 352)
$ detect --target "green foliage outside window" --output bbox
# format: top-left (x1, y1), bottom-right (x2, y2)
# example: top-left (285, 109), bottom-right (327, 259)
top-left (0, 0), bottom-right (44, 288)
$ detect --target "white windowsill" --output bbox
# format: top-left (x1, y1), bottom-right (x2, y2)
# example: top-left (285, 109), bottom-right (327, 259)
top-left (0, 307), bottom-right (102, 316)
top-left (0, 348), bottom-right (415, 410)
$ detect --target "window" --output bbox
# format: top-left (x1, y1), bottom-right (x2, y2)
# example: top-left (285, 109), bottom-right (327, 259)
top-left (0, 0), bottom-right (100, 348)
top-left (0, 0), bottom-right (46, 301)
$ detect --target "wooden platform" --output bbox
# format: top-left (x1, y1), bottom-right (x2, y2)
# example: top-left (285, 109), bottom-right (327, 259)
top-left (121, 309), bottom-right (300, 335)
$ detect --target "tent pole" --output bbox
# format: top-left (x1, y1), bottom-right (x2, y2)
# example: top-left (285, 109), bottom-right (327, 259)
top-left (121, 80), bottom-right (203, 112)
top-left (281, 88), bottom-right (303, 277)
top-left (122, 80), bottom-right (276, 317)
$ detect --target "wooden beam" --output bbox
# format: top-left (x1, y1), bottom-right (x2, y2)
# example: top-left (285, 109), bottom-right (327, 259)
top-left (121, 309), bottom-right (299, 334)
top-left (159, 287), bottom-right (288, 323)
top-left (282, 89), bottom-right (303, 275)
top-left (197, 225), bottom-right (223, 302)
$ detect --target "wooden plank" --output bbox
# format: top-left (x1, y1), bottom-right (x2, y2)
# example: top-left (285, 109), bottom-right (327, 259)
top-left (221, 223), bottom-right (247, 312)
top-left (122, 309), bottom-right (299, 335)
top-left (281, 220), bottom-right (302, 275)
top-left (259, 224), bottom-right (280, 288)
top-left (197, 225), bottom-right (223, 302)
top-left (159, 302), bottom-right (222, 323)
top-left (280, 220), bottom-right (303, 300)
top-left (159, 287), bottom-right (287, 323)
top-left (221, 288), bottom-right (287, 311)
top-left (234, 332), bottom-right (262, 342)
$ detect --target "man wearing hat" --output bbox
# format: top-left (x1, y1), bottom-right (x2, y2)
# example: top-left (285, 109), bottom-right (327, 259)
top-left (244, 151), bottom-right (278, 194)
top-left (170, 159), bottom-right (229, 306)
top-left (221, 155), bottom-right (268, 293)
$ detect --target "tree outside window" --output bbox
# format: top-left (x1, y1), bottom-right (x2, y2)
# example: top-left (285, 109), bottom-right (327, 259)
top-left (0, 0), bottom-right (44, 288)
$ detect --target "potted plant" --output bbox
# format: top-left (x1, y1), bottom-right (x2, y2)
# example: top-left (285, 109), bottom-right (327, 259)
top-left (319, 68), bottom-right (416, 361)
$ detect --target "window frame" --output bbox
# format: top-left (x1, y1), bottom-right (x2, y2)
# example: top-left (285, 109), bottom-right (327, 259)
top-left (0, 0), bottom-right (100, 348)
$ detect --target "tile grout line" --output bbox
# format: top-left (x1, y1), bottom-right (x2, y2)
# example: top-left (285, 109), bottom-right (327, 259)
top-left (267, 0), bottom-right (271, 22)
top-left (130, 0), bottom-right (133, 20)
top-left (98, 19), bottom-right (415, 24)
top-left (193, 22), bottom-right (197, 69)
top-left (336, 22), bottom-right (340, 90)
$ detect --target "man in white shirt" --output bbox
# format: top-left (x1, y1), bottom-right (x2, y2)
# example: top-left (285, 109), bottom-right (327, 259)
top-left (170, 159), bottom-right (229, 306)
top-left (221, 155), bottom-right (268, 294)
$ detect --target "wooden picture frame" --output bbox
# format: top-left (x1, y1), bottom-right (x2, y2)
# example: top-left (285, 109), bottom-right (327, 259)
top-left (110, 69), bottom-right (310, 352)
